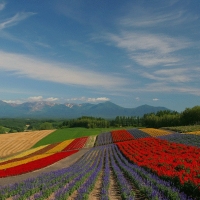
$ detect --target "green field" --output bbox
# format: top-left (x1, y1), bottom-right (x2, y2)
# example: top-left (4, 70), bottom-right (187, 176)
top-left (32, 127), bottom-right (128, 148)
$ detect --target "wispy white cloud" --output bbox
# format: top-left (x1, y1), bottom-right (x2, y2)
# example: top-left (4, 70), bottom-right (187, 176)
top-left (0, 2), bottom-right (6, 11)
top-left (66, 96), bottom-right (110, 103)
top-left (46, 97), bottom-right (59, 102)
top-left (2, 99), bottom-right (22, 104)
top-left (141, 67), bottom-right (200, 83)
top-left (35, 42), bottom-right (51, 48)
top-left (87, 97), bottom-right (110, 102)
top-left (0, 51), bottom-right (127, 90)
top-left (27, 96), bottom-right (43, 102)
top-left (132, 54), bottom-right (180, 67)
top-left (153, 98), bottom-right (159, 101)
top-left (135, 97), bottom-right (140, 101)
top-left (113, 80), bottom-right (200, 97)
top-left (3, 96), bottom-right (59, 104)
top-left (138, 82), bottom-right (200, 96)
top-left (27, 96), bottom-right (58, 102)
top-left (0, 12), bottom-right (36, 30)
top-left (120, 0), bottom-right (198, 28)
top-left (120, 10), bottom-right (195, 27)
top-left (105, 31), bottom-right (190, 67)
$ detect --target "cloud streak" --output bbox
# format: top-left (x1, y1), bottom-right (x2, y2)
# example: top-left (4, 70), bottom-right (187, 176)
top-left (66, 96), bottom-right (110, 103)
top-left (0, 2), bottom-right (6, 11)
top-left (3, 96), bottom-right (59, 104)
top-left (0, 12), bottom-right (35, 30)
top-left (138, 82), bottom-right (200, 96)
top-left (141, 67), bottom-right (200, 83)
top-left (120, 0), bottom-right (198, 28)
top-left (120, 10), bottom-right (195, 27)
top-left (27, 96), bottom-right (58, 102)
top-left (106, 31), bottom-right (190, 67)
top-left (0, 51), bottom-right (127, 90)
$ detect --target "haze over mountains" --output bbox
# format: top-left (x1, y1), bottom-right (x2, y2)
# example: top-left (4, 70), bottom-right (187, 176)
top-left (0, 100), bottom-right (169, 118)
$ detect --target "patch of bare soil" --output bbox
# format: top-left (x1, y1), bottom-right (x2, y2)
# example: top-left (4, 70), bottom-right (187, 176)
top-left (108, 170), bottom-right (122, 200)
top-left (88, 171), bottom-right (103, 200)
top-left (68, 189), bottom-right (78, 200)
top-left (128, 180), bottom-right (149, 200)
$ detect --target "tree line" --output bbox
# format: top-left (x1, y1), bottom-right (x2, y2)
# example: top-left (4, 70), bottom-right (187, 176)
top-left (0, 105), bottom-right (200, 133)
top-left (61, 116), bottom-right (110, 128)
top-left (0, 118), bottom-right (61, 134)
top-left (142, 106), bottom-right (200, 128)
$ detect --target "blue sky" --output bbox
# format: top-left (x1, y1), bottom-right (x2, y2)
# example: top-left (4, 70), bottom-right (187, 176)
top-left (0, 0), bottom-right (200, 112)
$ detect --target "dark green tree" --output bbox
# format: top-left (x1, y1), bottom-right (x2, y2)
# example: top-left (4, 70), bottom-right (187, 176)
top-left (0, 126), bottom-right (6, 134)
top-left (39, 122), bottom-right (53, 130)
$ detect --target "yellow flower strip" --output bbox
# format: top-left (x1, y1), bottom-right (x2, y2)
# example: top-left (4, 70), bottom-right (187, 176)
top-left (187, 131), bottom-right (200, 135)
top-left (45, 139), bottom-right (74, 153)
top-left (0, 139), bottom-right (73, 169)
top-left (139, 128), bottom-right (172, 137)
top-left (0, 153), bottom-right (54, 170)
top-left (0, 145), bottom-right (48, 163)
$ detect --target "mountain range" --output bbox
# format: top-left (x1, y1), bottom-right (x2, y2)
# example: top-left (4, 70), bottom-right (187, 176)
top-left (0, 100), bottom-right (170, 119)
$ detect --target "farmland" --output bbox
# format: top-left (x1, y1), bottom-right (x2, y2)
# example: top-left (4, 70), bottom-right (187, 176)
top-left (0, 130), bottom-right (55, 158)
top-left (0, 128), bottom-right (200, 199)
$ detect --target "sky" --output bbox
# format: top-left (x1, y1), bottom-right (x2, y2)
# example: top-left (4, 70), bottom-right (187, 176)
top-left (0, 0), bottom-right (200, 112)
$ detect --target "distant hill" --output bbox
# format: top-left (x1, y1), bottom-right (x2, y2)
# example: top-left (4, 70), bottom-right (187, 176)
top-left (0, 100), bottom-right (170, 118)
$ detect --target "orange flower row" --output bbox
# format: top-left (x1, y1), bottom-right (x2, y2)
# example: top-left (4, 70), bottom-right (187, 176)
top-left (140, 128), bottom-right (172, 137)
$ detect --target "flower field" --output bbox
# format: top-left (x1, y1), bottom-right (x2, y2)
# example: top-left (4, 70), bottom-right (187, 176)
top-left (139, 128), bottom-right (173, 137)
top-left (117, 138), bottom-right (200, 194)
top-left (0, 137), bottom-right (89, 177)
top-left (0, 128), bottom-right (200, 199)
top-left (188, 131), bottom-right (200, 135)
top-left (111, 129), bottom-right (135, 142)
top-left (158, 133), bottom-right (200, 148)
top-left (94, 132), bottom-right (113, 146)
top-left (127, 128), bottom-right (152, 139)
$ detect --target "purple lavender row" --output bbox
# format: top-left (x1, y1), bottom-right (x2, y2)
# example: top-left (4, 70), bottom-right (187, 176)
top-left (127, 128), bottom-right (152, 139)
top-left (75, 146), bottom-right (105, 199)
top-left (0, 148), bottom-right (97, 199)
top-left (53, 147), bottom-right (104, 199)
top-left (95, 132), bottom-right (113, 146)
top-left (112, 144), bottom-right (194, 200)
top-left (25, 151), bottom-right (96, 200)
top-left (109, 145), bottom-right (135, 199)
top-left (100, 147), bottom-right (110, 200)
top-left (157, 133), bottom-right (200, 148)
